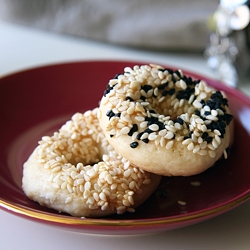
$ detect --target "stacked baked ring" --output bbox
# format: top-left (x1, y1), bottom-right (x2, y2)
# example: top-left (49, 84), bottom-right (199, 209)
top-left (98, 64), bottom-right (234, 176)
top-left (23, 63), bottom-right (234, 218)
top-left (22, 108), bottom-right (161, 217)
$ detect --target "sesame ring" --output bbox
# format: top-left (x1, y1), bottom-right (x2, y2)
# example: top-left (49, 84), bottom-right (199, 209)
top-left (98, 64), bottom-right (234, 176)
top-left (22, 108), bottom-right (161, 217)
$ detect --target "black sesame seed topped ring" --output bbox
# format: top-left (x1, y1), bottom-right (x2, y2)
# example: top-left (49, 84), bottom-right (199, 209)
top-left (98, 64), bottom-right (234, 176)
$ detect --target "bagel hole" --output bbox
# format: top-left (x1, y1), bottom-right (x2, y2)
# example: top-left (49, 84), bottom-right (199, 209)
top-left (67, 140), bottom-right (105, 167)
top-left (151, 105), bottom-right (179, 121)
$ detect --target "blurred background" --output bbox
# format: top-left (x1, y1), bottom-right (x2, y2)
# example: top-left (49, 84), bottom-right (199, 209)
top-left (0, 0), bottom-right (249, 87)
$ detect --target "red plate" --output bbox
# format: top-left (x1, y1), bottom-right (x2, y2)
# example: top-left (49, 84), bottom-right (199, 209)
top-left (0, 60), bottom-right (250, 235)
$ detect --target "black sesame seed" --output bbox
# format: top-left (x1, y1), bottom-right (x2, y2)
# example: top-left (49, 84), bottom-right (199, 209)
top-left (165, 68), bottom-right (173, 74)
top-left (176, 117), bottom-right (184, 125)
top-left (174, 70), bottom-right (182, 77)
top-left (205, 136), bottom-right (213, 143)
top-left (204, 111), bottom-right (211, 116)
top-left (145, 117), bottom-right (158, 124)
top-left (214, 100), bottom-right (222, 109)
top-left (162, 90), bottom-right (168, 96)
top-left (136, 132), bottom-right (144, 140)
top-left (142, 138), bottom-right (149, 144)
top-left (222, 98), bottom-right (229, 106)
top-left (156, 121), bottom-right (165, 130)
top-left (140, 95), bottom-right (146, 101)
top-left (128, 124), bottom-right (138, 136)
top-left (206, 100), bottom-right (214, 109)
top-left (185, 77), bottom-right (194, 86)
top-left (103, 89), bottom-right (109, 97)
top-left (172, 75), bottom-right (177, 83)
top-left (130, 142), bottom-right (139, 148)
top-left (176, 87), bottom-right (195, 100)
top-left (194, 80), bottom-right (201, 85)
top-left (201, 132), bottom-right (208, 139)
top-left (211, 91), bottom-right (222, 99)
top-left (200, 100), bottom-right (205, 106)
top-left (168, 88), bottom-right (175, 95)
top-left (218, 121), bottom-right (226, 128)
top-left (158, 68), bottom-right (165, 72)
top-left (176, 90), bottom-right (185, 100)
top-left (104, 84), bottom-right (115, 97)
top-left (212, 121), bottom-right (226, 136)
top-left (144, 128), bottom-right (153, 134)
top-left (106, 110), bottom-right (115, 119)
top-left (158, 82), bottom-right (168, 90)
top-left (223, 113), bottom-right (233, 124)
top-left (149, 109), bottom-right (156, 114)
top-left (141, 85), bottom-right (153, 92)
top-left (194, 110), bottom-right (200, 116)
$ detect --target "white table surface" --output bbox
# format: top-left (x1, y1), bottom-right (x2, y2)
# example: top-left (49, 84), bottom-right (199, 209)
top-left (1, 20), bottom-right (250, 250)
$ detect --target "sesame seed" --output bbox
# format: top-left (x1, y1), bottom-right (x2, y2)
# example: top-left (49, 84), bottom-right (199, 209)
top-left (51, 166), bottom-right (62, 173)
top-left (223, 149), bottom-right (228, 159)
top-left (180, 79), bottom-right (187, 89)
top-left (195, 118), bottom-right (204, 124)
top-left (200, 92), bottom-right (207, 99)
top-left (166, 140), bottom-right (174, 149)
top-left (148, 133), bottom-right (158, 140)
top-left (182, 138), bottom-right (192, 145)
top-left (65, 197), bottom-right (73, 204)
top-left (99, 192), bottom-right (107, 201)
top-left (159, 129), bottom-right (167, 136)
top-left (193, 145), bottom-right (200, 153)
top-left (132, 132), bottom-right (138, 141)
top-left (209, 150), bottom-right (216, 158)
top-left (120, 126), bottom-right (130, 134)
top-left (212, 139), bottom-right (219, 149)
top-left (215, 135), bottom-right (221, 144)
top-left (127, 106), bottom-right (135, 114)
top-left (187, 142), bottom-right (194, 151)
top-left (208, 143), bottom-right (216, 150)
top-left (190, 181), bottom-right (201, 187)
top-left (130, 81), bottom-right (140, 89)
top-left (206, 115), bottom-right (218, 121)
top-left (141, 133), bottom-right (149, 140)
top-left (130, 141), bottom-right (139, 148)
top-left (165, 131), bottom-right (175, 139)
top-left (141, 102), bottom-right (150, 106)
top-left (178, 200), bottom-right (187, 206)
top-left (135, 116), bottom-right (145, 122)
top-left (149, 124), bottom-right (159, 131)
top-left (198, 149), bottom-right (208, 156)
top-left (211, 110), bottom-right (218, 116)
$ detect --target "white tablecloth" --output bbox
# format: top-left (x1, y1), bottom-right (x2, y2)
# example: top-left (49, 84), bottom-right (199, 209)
top-left (1, 20), bottom-right (250, 250)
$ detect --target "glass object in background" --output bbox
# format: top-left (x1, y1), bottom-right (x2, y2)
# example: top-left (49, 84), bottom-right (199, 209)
top-left (205, 0), bottom-right (250, 88)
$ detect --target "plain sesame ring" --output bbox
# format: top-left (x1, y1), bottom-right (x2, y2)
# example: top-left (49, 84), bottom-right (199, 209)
top-left (98, 64), bottom-right (234, 176)
top-left (22, 108), bottom-right (161, 218)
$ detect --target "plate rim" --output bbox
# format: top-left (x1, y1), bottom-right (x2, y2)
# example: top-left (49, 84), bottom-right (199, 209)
top-left (1, 191), bottom-right (250, 228)
top-left (1, 59), bottom-right (250, 232)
